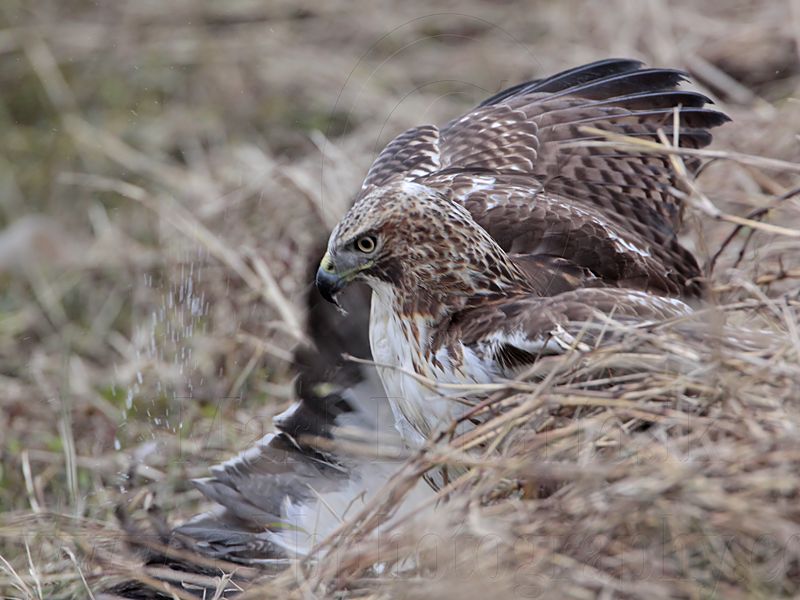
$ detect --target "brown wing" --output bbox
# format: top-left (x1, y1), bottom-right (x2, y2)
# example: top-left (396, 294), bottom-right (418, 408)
top-left (441, 58), bottom-right (726, 232)
top-left (359, 125), bottom-right (441, 195)
top-left (356, 59), bottom-right (728, 297)
top-left (426, 172), bottom-right (703, 296)
top-left (449, 287), bottom-right (691, 374)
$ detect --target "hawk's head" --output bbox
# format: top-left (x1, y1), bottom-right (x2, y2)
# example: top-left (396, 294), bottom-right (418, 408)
top-left (316, 180), bottom-right (524, 314)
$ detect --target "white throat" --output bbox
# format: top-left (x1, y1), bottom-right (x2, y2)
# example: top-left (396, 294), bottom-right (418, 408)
top-left (367, 282), bottom-right (494, 447)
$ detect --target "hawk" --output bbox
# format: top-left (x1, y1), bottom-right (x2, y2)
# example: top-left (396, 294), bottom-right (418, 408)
top-left (111, 61), bottom-right (731, 591)
top-left (316, 58), bottom-right (729, 446)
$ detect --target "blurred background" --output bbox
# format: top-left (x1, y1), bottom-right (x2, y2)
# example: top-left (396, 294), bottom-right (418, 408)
top-left (0, 0), bottom-right (798, 597)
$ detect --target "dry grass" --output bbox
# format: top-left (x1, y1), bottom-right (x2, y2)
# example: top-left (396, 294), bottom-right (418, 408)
top-left (1, 0), bottom-right (799, 598)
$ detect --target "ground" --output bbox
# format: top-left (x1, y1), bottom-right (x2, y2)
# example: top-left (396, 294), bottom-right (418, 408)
top-left (1, 1), bottom-right (799, 598)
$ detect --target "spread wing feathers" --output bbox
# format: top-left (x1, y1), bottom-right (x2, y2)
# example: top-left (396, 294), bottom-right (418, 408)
top-left (444, 174), bottom-right (704, 296)
top-left (172, 374), bottom-right (413, 562)
top-left (356, 59), bottom-right (729, 296)
top-left (113, 378), bottom-right (415, 600)
top-left (454, 287), bottom-right (692, 374)
top-left (476, 58), bottom-right (647, 106)
top-left (174, 431), bottom-right (345, 561)
top-left (144, 245), bottom-right (388, 568)
top-left (110, 391), bottom-right (398, 599)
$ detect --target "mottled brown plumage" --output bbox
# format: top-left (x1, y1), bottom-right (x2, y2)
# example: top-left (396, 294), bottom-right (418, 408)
top-left (317, 58), bottom-right (729, 445)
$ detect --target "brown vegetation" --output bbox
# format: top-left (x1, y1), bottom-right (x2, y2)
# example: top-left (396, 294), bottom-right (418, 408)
top-left (1, 1), bottom-right (799, 598)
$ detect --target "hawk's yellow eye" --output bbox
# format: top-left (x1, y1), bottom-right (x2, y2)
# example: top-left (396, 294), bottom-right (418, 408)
top-left (356, 236), bottom-right (377, 253)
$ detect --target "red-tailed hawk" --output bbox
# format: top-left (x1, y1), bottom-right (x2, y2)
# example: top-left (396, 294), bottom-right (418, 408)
top-left (316, 58), bottom-right (729, 446)
top-left (113, 61), bottom-right (730, 594)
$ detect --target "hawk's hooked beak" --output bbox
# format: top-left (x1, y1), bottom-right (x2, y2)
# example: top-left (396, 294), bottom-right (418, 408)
top-left (316, 251), bottom-right (346, 305)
